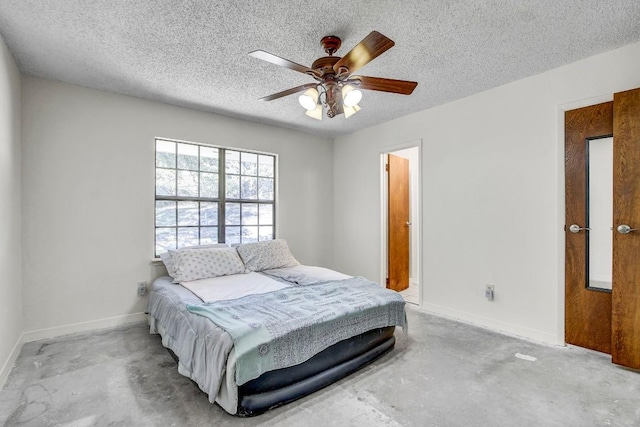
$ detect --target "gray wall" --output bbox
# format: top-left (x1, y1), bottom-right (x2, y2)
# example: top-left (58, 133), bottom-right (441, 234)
top-left (0, 33), bottom-right (22, 384)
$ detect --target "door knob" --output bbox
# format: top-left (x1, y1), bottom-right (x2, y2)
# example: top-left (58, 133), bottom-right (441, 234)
top-left (617, 224), bottom-right (637, 234)
top-left (406, 222), bottom-right (412, 226)
top-left (569, 224), bottom-right (590, 233)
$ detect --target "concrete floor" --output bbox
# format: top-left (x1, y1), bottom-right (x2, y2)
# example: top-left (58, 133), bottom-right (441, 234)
top-left (1, 307), bottom-right (639, 427)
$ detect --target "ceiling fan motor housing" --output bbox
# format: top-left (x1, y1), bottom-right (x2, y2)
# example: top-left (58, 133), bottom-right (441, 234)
top-left (311, 56), bottom-right (342, 78)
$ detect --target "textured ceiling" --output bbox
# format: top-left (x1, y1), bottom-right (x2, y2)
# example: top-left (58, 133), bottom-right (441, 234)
top-left (1, 1), bottom-right (640, 138)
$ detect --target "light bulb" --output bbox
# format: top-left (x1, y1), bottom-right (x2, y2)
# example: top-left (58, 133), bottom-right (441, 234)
top-left (342, 85), bottom-right (362, 107)
top-left (305, 104), bottom-right (323, 120)
top-left (298, 88), bottom-right (319, 111)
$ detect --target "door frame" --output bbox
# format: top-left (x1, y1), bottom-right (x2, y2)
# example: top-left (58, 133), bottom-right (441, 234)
top-left (380, 139), bottom-right (423, 304)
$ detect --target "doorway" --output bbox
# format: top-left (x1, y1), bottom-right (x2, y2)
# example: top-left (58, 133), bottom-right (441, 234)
top-left (564, 88), bottom-right (640, 370)
top-left (382, 144), bottom-right (421, 305)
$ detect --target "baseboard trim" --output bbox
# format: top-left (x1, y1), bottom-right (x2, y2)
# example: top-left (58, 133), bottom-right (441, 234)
top-left (0, 333), bottom-right (25, 390)
top-left (1, 312), bottom-right (148, 389)
top-left (420, 302), bottom-right (562, 346)
top-left (22, 312), bottom-right (148, 343)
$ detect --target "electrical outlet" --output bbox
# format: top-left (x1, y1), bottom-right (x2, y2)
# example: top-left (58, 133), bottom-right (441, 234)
top-left (485, 285), bottom-right (494, 301)
top-left (137, 281), bottom-right (147, 296)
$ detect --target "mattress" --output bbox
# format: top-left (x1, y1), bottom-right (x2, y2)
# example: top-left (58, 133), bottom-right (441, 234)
top-left (147, 270), bottom-right (403, 415)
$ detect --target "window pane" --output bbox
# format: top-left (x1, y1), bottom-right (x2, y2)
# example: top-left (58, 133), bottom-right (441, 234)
top-left (226, 175), bottom-right (240, 199)
top-left (258, 155), bottom-right (274, 177)
top-left (258, 204), bottom-right (273, 225)
top-left (201, 227), bottom-right (218, 244)
top-left (177, 143), bottom-right (198, 170)
top-left (178, 201), bottom-right (199, 226)
top-left (177, 227), bottom-right (199, 248)
top-left (155, 143), bottom-right (276, 252)
top-left (200, 172), bottom-right (219, 198)
top-left (200, 146), bottom-right (219, 172)
top-left (259, 226), bottom-right (273, 241)
top-left (177, 170), bottom-right (199, 197)
top-left (241, 176), bottom-right (258, 199)
top-left (225, 226), bottom-right (241, 245)
top-left (225, 150), bottom-right (240, 174)
top-left (156, 169), bottom-right (176, 196)
top-left (201, 202), bottom-right (218, 226)
top-left (155, 201), bottom-right (176, 226)
top-left (241, 152), bottom-right (258, 175)
top-left (156, 228), bottom-right (176, 255)
top-left (258, 178), bottom-right (274, 200)
top-left (242, 226), bottom-right (258, 243)
top-left (225, 202), bottom-right (240, 225)
top-left (156, 140), bottom-right (176, 168)
top-left (242, 203), bottom-right (258, 225)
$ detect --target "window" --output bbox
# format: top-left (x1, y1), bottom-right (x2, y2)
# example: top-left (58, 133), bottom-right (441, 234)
top-left (154, 138), bottom-right (276, 256)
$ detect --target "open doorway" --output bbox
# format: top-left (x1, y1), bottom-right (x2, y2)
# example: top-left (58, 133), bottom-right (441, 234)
top-left (381, 144), bottom-right (421, 306)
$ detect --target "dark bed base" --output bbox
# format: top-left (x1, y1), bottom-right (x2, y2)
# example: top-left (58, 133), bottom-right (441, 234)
top-left (165, 326), bottom-right (396, 417)
top-left (236, 326), bottom-right (396, 417)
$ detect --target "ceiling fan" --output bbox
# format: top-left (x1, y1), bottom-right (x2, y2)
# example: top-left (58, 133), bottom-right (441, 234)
top-left (249, 31), bottom-right (418, 120)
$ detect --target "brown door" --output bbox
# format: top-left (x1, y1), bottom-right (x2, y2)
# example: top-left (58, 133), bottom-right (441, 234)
top-left (611, 89), bottom-right (640, 369)
top-left (388, 154), bottom-right (410, 292)
top-left (565, 101), bottom-right (613, 354)
top-left (565, 87), bottom-right (640, 369)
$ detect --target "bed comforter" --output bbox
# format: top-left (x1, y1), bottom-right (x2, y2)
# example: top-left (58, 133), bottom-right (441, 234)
top-left (186, 276), bottom-right (406, 385)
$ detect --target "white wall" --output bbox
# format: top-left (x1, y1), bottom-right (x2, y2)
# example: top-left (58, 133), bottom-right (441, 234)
top-left (12, 37), bottom-right (640, 357)
top-left (21, 77), bottom-right (333, 334)
top-left (0, 33), bottom-right (22, 384)
top-left (334, 41), bottom-right (640, 344)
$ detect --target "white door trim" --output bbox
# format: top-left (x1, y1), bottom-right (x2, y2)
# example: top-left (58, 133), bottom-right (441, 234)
top-left (380, 139), bottom-right (423, 305)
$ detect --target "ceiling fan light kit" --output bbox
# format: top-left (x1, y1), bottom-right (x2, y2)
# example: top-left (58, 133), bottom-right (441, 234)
top-left (249, 31), bottom-right (417, 121)
top-left (299, 88), bottom-right (320, 111)
top-left (342, 84), bottom-right (363, 107)
top-left (305, 103), bottom-right (324, 120)
top-left (344, 104), bottom-right (361, 119)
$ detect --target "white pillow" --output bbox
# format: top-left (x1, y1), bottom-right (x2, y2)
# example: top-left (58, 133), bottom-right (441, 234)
top-left (159, 244), bottom-right (229, 278)
top-left (236, 239), bottom-right (300, 272)
top-left (172, 247), bottom-right (247, 282)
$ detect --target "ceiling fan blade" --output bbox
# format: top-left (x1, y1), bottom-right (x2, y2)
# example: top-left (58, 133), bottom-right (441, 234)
top-left (259, 83), bottom-right (318, 101)
top-left (333, 31), bottom-right (395, 76)
top-left (349, 76), bottom-right (418, 95)
top-left (249, 50), bottom-right (319, 76)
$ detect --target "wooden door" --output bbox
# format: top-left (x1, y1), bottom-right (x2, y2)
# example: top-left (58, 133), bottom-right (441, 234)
top-left (565, 87), bottom-right (640, 369)
top-left (565, 101), bottom-right (613, 354)
top-left (612, 88), bottom-right (640, 369)
top-left (388, 154), bottom-right (410, 292)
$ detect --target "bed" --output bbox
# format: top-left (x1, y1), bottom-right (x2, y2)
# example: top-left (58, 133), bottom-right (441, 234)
top-left (148, 240), bottom-right (406, 416)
